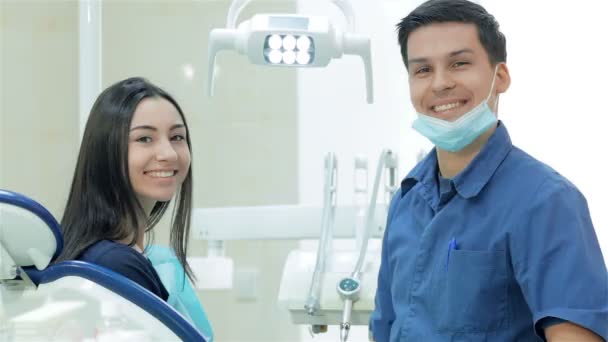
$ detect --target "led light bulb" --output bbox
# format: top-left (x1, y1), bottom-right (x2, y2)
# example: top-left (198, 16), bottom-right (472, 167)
top-left (282, 50), bottom-right (296, 64)
top-left (296, 51), bottom-right (311, 65)
top-left (268, 49), bottom-right (283, 64)
top-left (268, 34), bottom-right (282, 50)
top-left (282, 35), bottom-right (296, 50)
top-left (296, 36), bottom-right (311, 51)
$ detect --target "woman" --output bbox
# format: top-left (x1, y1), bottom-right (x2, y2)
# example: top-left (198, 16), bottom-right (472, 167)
top-left (57, 77), bottom-right (194, 301)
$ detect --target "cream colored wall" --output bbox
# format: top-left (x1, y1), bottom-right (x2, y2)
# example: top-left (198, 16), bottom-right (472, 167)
top-left (0, 1), bottom-right (79, 217)
top-left (2, 1), bottom-right (302, 341)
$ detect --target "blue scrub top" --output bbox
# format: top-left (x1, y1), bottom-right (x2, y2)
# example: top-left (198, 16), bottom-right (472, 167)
top-left (370, 122), bottom-right (608, 342)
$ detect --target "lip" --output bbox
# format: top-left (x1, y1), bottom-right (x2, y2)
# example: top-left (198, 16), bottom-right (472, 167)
top-left (143, 170), bottom-right (179, 181)
top-left (144, 169), bottom-right (178, 174)
top-left (428, 98), bottom-right (468, 111)
top-left (427, 98), bottom-right (469, 121)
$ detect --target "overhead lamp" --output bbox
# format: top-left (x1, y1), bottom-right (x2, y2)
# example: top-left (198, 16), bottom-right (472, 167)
top-left (207, 0), bottom-right (374, 103)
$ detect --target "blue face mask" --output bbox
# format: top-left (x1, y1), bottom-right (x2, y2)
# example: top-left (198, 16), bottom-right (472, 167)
top-left (412, 67), bottom-right (499, 152)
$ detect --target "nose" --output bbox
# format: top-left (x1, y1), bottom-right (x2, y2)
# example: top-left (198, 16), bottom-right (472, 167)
top-left (431, 69), bottom-right (455, 94)
top-left (155, 139), bottom-right (178, 162)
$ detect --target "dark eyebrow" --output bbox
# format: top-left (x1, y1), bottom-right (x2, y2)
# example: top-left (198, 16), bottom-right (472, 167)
top-left (408, 48), bottom-right (474, 65)
top-left (449, 48), bottom-right (474, 57)
top-left (129, 123), bottom-right (185, 132)
top-left (407, 56), bottom-right (429, 65)
top-left (170, 124), bottom-right (186, 130)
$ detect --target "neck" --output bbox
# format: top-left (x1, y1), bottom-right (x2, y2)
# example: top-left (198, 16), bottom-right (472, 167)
top-left (117, 198), bottom-right (156, 253)
top-left (139, 197), bottom-right (157, 217)
top-left (115, 221), bottom-right (147, 252)
top-left (436, 124), bottom-right (496, 179)
top-left (136, 199), bottom-right (156, 251)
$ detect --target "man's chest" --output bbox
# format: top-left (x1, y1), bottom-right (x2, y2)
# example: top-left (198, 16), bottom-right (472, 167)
top-left (386, 188), bottom-right (519, 333)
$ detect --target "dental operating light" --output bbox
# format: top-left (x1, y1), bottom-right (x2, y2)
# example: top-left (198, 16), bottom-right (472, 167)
top-left (207, 0), bottom-right (374, 103)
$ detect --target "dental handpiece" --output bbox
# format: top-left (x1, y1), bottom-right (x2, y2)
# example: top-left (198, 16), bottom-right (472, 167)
top-left (337, 277), bottom-right (361, 342)
top-left (340, 299), bottom-right (353, 342)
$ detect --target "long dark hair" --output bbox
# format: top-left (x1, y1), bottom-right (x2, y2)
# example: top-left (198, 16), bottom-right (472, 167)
top-left (57, 77), bottom-right (195, 282)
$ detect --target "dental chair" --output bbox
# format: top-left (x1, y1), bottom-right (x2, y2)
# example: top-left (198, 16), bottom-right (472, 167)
top-left (0, 189), bottom-right (206, 341)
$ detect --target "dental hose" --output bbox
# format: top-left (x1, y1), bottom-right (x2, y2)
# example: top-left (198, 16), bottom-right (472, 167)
top-left (351, 149), bottom-right (389, 280)
top-left (340, 149), bottom-right (394, 342)
top-left (305, 153), bottom-right (338, 317)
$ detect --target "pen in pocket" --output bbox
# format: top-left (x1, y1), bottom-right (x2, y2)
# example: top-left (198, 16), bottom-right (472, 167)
top-left (446, 237), bottom-right (457, 271)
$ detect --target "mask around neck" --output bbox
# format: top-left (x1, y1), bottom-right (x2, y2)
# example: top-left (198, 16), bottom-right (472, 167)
top-left (412, 66), bottom-right (500, 152)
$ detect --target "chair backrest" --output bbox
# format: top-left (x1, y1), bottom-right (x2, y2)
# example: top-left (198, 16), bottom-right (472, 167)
top-left (0, 189), bottom-right (206, 341)
top-left (0, 189), bottom-right (63, 278)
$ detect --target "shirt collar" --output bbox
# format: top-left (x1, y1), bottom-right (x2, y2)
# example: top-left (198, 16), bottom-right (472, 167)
top-left (401, 121), bottom-right (513, 199)
top-left (401, 147), bottom-right (439, 197)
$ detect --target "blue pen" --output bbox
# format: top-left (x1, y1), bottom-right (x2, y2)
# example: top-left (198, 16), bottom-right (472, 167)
top-left (446, 237), bottom-right (457, 271)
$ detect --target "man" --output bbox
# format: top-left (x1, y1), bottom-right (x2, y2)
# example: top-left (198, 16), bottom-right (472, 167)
top-left (370, 0), bottom-right (608, 341)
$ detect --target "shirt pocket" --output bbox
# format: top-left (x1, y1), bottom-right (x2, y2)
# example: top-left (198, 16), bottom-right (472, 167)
top-left (437, 249), bottom-right (509, 333)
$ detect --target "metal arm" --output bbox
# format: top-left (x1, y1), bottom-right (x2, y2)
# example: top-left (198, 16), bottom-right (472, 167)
top-left (226, 0), bottom-right (357, 31)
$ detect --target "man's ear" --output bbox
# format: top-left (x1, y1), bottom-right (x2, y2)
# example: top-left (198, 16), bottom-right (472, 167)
top-left (495, 62), bottom-right (511, 94)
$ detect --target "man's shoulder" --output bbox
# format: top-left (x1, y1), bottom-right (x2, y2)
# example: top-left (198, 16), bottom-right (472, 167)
top-left (499, 145), bottom-right (580, 196)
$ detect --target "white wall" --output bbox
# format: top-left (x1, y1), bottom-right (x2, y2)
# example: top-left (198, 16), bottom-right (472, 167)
top-left (481, 0), bottom-right (608, 263)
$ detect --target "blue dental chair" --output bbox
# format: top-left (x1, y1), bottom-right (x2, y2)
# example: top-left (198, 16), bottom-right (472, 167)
top-left (0, 189), bottom-right (207, 341)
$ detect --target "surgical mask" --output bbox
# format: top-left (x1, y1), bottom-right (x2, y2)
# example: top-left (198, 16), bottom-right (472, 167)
top-left (412, 67), bottom-right (499, 152)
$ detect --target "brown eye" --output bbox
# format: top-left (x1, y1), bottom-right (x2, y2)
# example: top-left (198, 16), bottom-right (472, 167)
top-left (415, 66), bottom-right (431, 74)
top-left (452, 61), bottom-right (469, 68)
top-left (136, 136), bottom-right (152, 143)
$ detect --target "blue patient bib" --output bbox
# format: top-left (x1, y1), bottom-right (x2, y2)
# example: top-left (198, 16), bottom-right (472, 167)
top-left (146, 245), bottom-right (214, 342)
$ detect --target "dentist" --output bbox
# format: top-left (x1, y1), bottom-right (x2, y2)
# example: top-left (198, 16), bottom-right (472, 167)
top-left (370, 1), bottom-right (608, 341)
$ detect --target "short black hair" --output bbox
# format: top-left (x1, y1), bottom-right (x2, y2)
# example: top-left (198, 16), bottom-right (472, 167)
top-left (397, 0), bottom-right (506, 69)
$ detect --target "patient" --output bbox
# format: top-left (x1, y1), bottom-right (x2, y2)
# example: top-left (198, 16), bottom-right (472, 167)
top-left (56, 77), bottom-right (195, 301)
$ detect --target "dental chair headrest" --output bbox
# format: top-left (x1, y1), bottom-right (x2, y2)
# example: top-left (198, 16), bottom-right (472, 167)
top-left (0, 189), bottom-right (63, 270)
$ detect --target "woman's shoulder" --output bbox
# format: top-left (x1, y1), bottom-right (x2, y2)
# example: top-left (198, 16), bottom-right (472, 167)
top-left (78, 240), bottom-right (154, 276)
top-left (78, 240), bottom-right (141, 264)
top-left (77, 239), bottom-right (169, 300)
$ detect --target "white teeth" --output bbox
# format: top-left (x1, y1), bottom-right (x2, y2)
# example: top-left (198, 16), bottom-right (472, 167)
top-left (147, 171), bottom-right (175, 178)
top-left (433, 102), bottom-right (463, 112)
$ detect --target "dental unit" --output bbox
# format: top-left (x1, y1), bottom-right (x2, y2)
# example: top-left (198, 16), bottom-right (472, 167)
top-left (192, 150), bottom-right (398, 341)
top-left (199, 0), bottom-right (399, 340)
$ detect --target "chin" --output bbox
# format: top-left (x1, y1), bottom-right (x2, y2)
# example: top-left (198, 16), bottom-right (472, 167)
top-left (156, 195), bottom-right (176, 202)
top-left (146, 193), bottom-right (176, 203)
